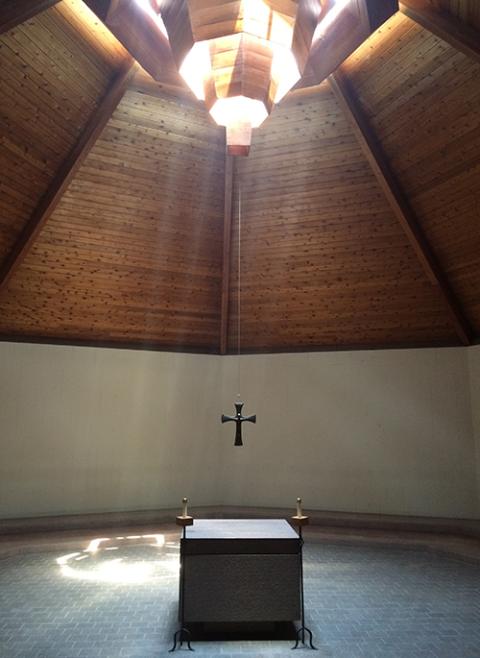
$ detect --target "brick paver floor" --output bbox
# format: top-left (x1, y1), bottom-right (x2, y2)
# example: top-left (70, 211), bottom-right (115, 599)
top-left (1, 533), bottom-right (479, 658)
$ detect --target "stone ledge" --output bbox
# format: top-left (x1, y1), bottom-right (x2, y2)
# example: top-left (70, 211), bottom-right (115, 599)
top-left (1, 505), bottom-right (479, 538)
top-left (1, 508), bottom-right (480, 564)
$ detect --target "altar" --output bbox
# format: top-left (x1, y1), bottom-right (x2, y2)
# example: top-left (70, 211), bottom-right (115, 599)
top-left (180, 519), bottom-right (301, 624)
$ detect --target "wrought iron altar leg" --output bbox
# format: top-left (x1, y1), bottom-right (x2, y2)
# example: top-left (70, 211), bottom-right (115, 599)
top-left (170, 526), bottom-right (194, 652)
top-left (292, 526), bottom-right (316, 651)
top-left (293, 626), bottom-right (316, 651)
top-left (170, 628), bottom-right (193, 652)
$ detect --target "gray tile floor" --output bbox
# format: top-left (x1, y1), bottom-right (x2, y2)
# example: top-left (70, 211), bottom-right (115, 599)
top-left (1, 533), bottom-right (479, 658)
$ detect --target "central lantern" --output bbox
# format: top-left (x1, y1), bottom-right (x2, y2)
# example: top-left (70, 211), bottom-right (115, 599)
top-left (160, 0), bottom-right (322, 155)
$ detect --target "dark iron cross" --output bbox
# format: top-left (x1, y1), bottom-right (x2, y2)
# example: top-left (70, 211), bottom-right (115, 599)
top-left (221, 401), bottom-right (256, 446)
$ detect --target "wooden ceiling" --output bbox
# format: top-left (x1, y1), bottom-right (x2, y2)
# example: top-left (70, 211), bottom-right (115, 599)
top-left (0, 0), bottom-right (479, 353)
top-left (227, 84), bottom-right (458, 351)
top-left (0, 0), bottom-right (126, 263)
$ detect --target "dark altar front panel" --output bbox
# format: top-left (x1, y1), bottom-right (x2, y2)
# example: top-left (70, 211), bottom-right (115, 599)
top-left (181, 519), bottom-right (301, 623)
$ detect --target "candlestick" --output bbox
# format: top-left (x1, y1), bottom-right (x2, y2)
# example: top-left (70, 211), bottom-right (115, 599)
top-left (291, 497), bottom-right (315, 649)
top-left (176, 498), bottom-right (193, 529)
top-left (171, 497), bottom-right (194, 652)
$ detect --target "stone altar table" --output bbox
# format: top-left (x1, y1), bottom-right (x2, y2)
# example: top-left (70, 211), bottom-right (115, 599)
top-left (180, 519), bottom-right (301, 624)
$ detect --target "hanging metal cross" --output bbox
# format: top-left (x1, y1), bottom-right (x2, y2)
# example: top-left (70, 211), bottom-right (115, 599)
top-left (221, 401), bottom-right (256, 446)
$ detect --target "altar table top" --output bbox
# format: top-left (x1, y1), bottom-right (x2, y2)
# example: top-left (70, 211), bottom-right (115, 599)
top-left (185, 518), bottom-right (298, 540)
top-left (182, 519), bottom-right (300, 555)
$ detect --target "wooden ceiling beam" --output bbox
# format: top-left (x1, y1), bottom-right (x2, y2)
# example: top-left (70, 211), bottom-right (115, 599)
top-left (84, 0), bottom-right (175, 81)
top-left (0, 0), bottom-right (60, 35)
top-left (0, 58), bottom-right (136, 293)
top-left (400, 0), bottom-right (480, 64)
top-left (220, 155), bottom-right (234, 355)
top-left (129, 67), bottom-right (199, 106)
top-left (300, 0), bottom-right (398, 87)
top-left (329, 71), bottom-right (473, 346)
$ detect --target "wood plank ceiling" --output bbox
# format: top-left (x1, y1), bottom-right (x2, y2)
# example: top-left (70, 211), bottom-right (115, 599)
top-left (0, 84), bottom-right (225, 349)
top-left (342, 12), bottom-right (480, 336)
top-left (0, 1), bottom-right (479, 353)
top-left (227, 83), bottom-right (457, 351)
top-left (0, 0), bottom-right (126, 262)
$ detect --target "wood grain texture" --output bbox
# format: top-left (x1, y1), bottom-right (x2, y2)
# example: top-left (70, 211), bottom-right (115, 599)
top-left (300, 0), bottom-right (398, 87)
top-left (86, 0), bottom-right (176, 81)
top-left (329, 71), bottom-right (472, 345)
top-left (0, 0), bottom-right (60, 35)
top-left (0, 0), bottom-right (126, 263)
top-left (0, 89), bottom-right (226, 349)
top-left (343, 12), bottom-right (480, 335)
top-left (129, 64), bottom-right (195, 105)
top-left (0, 59), bottom-right (135, 291)
top-left (226, 84), bottom-right (457, 352)
top-left (1, 1), bottom-right (479, 352)
top-left (400, 0), bottom-right (480, 63)
top-left (220, 155), bottom-right (234, 355)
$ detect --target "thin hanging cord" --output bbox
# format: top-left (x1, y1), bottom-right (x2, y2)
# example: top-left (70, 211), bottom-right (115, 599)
top-left (237, 185), bottom-right (241, 399)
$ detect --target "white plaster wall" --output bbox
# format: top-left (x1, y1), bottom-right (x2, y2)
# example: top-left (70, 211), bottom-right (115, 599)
top-left (0, 342), bottom-right (478, 520)
top-left (0, 343), bottom-right (222, 518)
top-left (219, 348), bottom-right (478, 518)
top-left (468, 345), bottom-right (480, 512)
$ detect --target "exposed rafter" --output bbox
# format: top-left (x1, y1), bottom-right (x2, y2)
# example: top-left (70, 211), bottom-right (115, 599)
top-left (220, 155), bottom-right (234, 355)
top-left (0, 58), bottom-right (136, 292)
top-left (329, 71), bottom-right (473, 346)
top-left (0, 0), bottom-right (60, 35)
top-left (84, 0), bottom-right (175, 81)
top-left (400, 0), bottom-right (480, 63)
top-left (301, 0), bottom-right (398, 87)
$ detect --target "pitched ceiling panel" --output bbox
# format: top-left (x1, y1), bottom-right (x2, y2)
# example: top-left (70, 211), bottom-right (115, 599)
top-left (0, 0), bottom-right (126, 262)
top-left (0, 89), bottom-right (225, 350)
top-left (1, 3), bottom-right (477, 353)
top-left (343, 12), bottom-right (480, 335)
top-left (226, 83), bottom-right (457, 352)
